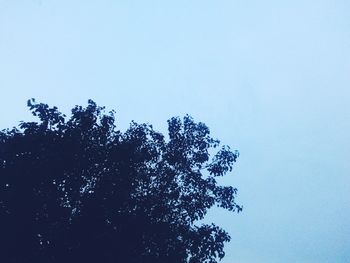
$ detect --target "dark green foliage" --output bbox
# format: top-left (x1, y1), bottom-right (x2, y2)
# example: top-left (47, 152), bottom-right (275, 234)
top-left (0, 99), bottom-right (241, 263)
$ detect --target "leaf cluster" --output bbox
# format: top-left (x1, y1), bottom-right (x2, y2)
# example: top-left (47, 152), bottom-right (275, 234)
top-left (0, 99), bottom-right (241, 263)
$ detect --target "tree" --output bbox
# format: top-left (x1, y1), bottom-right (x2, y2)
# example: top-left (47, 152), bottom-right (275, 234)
top-left (0, 99), bottom-right (241, 263)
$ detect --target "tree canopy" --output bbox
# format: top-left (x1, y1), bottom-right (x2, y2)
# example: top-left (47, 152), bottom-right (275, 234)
top-left (0, 99), bottom-right (241, 263)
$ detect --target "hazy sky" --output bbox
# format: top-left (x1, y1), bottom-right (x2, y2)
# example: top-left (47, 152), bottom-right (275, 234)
top-left (1, 1), bottom-right (349, 262)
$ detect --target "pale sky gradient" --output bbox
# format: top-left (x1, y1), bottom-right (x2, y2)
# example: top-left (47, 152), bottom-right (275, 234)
top-left (0, 1), bottom-right (349, 262)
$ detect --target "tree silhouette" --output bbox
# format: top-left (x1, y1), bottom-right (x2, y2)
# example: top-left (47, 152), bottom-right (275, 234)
top-left (0, 99), bottom-right (241, 263)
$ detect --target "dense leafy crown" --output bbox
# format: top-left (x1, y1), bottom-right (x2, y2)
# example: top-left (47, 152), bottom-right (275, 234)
top-left (0, 99), bottom-right (241, 263)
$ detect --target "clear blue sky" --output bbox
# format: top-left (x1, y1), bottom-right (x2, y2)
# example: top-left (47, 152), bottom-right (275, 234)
top-left (1, 1), bottom-right (349, 262)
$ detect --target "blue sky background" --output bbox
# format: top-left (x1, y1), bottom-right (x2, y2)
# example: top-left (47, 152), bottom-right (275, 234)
top-left (0, 1), bottom-right (349, 262)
